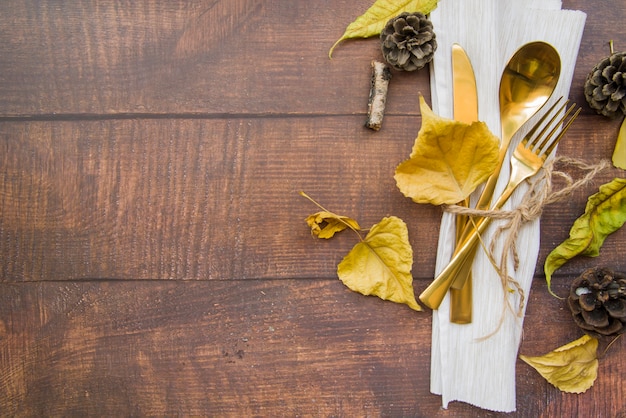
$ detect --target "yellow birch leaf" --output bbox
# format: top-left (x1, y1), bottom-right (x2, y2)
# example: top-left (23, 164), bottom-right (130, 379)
top-left (394, 95), bottom-right (499, 205)
top-left (520, 335), bottom-right (598, 394)
top-left (305, 211), bottom-right (361, 239)
top-left (613, 116), bottom-right (626, 169)
top-left (337, 216), bottom-right (421, 311)
top-left (329, 0), bottom-right (440, 58)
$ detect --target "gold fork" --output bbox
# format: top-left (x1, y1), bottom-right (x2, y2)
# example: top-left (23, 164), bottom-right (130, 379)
top-left (419, 98), bottom-right (581, 310)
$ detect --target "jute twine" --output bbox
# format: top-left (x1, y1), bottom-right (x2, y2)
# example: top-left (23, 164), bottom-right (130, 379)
top-left (442, 156), bottom-right (612, 321)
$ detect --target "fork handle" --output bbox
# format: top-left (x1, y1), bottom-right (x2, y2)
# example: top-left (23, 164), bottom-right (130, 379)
top-left (473, 146), bottom-right (509, 210)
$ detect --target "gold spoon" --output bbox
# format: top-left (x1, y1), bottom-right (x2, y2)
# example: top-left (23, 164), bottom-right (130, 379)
top-left (420, 41), bottom-right (561, 310)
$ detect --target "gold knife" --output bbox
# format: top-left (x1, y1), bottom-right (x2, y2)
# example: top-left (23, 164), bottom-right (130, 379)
top-left (419, 44), bottom-right (478, 322)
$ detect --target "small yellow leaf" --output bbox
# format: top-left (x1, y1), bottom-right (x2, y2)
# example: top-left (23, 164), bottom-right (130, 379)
top-left (394, 96), bottom-right (500, 205)
top-left (329, 0), bottom-right (440, 58)
top-left (305, 211), bottom-right (360, 239)
top-left (337, 216), bottom-right (421, 311)
top-left (613, 116), bottom-right (626, 169)
top-left (520, 335), bottom-right (599, 393)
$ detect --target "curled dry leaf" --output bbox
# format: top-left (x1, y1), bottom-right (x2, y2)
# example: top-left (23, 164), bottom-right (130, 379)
top-left (613, 116), bottom-right (626, 169)
top-left (301, 192), bottom-right (360, 239)
top-left (329, 0), bottom-right (440, 58)
top-left (520, 335), bottom-right (599, 394)
top-left (544, 178), bottom-right (626, 293)
top-left (395, 95), bottom-right (499, 205)
top-left (305, 211), bottom-right (361, 239)
top-left (337, 216), bottom-right (421, 311)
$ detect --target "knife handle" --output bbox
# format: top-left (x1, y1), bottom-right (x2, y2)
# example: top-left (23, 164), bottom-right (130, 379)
top-left (450, 208), bottom-right (473, 323)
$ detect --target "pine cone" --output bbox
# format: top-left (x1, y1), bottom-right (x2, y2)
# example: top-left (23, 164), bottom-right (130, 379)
top-left (380, 12), bottom-right (437, 72)
top-left (568, 267), bottom-right (626, 337)
top-left (584, 51), bottom-right (626, 118)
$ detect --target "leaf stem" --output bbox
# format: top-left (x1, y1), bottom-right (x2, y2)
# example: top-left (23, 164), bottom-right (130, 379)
top-left (599, 334), bottom-right (622, 359)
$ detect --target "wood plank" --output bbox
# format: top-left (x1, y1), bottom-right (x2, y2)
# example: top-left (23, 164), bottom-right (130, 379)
top-left (2, 117), bottom-right (624, 282)
top-left (0, 0), bottom-right (623, 116)
top-left (0, 116), bottom-right (432, 281)
top-left (1, 279), bottom-right (623, 416)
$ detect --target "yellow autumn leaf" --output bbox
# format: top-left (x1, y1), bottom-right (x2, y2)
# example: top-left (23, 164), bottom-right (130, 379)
top-left (337, 216), bottom-right (421, 311)
top-left (305, 211), bottom-right (361, 239)
top-left (613, 116), bottom-right (626, 169)
top-left (394, 95), bottom-right (500, 205)
top-left (301, 191), bottom-right (361, 239)
top-left (520, 335), bottom-right (599, 394)
top-left (329, 0), bottom-right (440, 58)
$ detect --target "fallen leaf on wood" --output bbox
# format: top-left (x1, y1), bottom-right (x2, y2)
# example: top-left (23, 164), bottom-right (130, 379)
top-left (305, 211), bottom-right (361, 239)
top-left (301, 192), bottom-right (360, 239)
top-left (520, 335), bottom-right (598, 393)
top-left (338, 216), bottom-right (421, 311)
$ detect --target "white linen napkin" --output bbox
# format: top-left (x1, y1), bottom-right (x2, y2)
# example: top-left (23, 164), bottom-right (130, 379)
top-left (428, 0), bottom-right (586, 412)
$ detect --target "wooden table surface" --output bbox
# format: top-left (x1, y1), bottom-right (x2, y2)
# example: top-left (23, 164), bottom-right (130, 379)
top-left (1, 1), bottom-right (625, 416)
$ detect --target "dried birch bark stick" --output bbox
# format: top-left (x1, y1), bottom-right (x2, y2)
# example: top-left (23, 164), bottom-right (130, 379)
top-left (365, 60), bottom-right (392, 131)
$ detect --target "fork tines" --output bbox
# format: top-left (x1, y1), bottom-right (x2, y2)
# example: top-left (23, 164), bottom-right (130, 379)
top-left (522, 97), bottom-right (581, 157)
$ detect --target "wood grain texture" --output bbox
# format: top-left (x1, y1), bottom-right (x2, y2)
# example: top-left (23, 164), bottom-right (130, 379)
top-left (0, 0), bottom-right (429, 116)
top-left (0, 0), bottom-right (625, 415)
top-left (1, 280), bottom-right (624, 417)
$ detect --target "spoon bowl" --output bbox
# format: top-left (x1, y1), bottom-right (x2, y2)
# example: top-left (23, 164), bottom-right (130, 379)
top-left (499, 41), bottom-right (561, 143)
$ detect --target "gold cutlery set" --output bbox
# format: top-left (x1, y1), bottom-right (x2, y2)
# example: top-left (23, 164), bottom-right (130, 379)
top-left (421, 42), bottom-right (581, 322)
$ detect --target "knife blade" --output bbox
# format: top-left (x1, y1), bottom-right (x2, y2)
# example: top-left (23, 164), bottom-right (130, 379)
top-left (452, 44), bottom-right (478, 124)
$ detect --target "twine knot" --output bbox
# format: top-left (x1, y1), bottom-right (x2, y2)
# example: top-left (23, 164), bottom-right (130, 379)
top-left (442, 156), bottom-right (612, 318)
